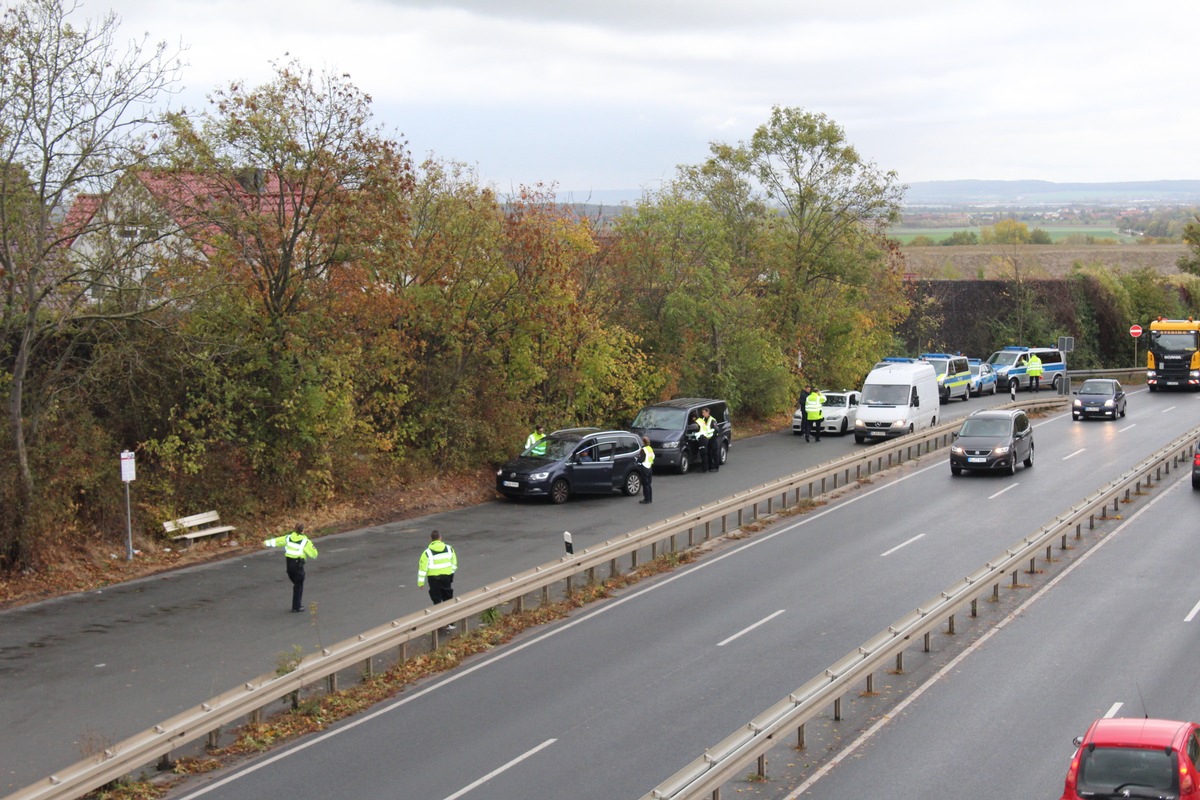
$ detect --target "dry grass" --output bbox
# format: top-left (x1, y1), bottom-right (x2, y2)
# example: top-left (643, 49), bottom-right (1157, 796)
top-left (901, 243), bottom-right (1186, 279)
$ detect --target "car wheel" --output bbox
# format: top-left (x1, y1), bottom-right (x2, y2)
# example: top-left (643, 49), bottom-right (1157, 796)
top-left (1023, 443), bottom-right (1034, 469)
top-left (951, 464), bottom-right (962, 476)
top-left (854, 434), bottom-right (865, 444)
top-left (990, 381), bottom-right (997, 395)
top-left (622, 470), bottom-right (642, 496)
top-left (962, 386), bottom-right (970, 401)
top-left (1120, 404), bottom-right (1126, 418)
top-left (1009, 377), bottom-right (1020, 394)
top-left (718, 442), bottom-right (728, 466)
top-left (1194, 476), bottom-right (1200, 491)
top-left (1052, 374), bottom-right (1063, 392)
top-left (1006, 454), bottom-right (1017, 476)
top-left (840, 419), bottom-right (848, 435)
top-left (679, 452), bottom-right (690, 474)
top-left (550, 478), bottom-right (570, 504)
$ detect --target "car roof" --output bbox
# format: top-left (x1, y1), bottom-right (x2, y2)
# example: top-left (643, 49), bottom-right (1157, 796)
top-left (1087, 718), bottom-right (1193, 749)
top-left (966, 409), bottom-right (1024, 420)
top-left (645, 397), bottom-right (724, 409)
top-left (548, 427), bottom-right (602, 440)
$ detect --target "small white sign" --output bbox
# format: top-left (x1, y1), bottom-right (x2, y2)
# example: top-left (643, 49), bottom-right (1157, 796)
top-left (120, 450), bottom-right (136, 483)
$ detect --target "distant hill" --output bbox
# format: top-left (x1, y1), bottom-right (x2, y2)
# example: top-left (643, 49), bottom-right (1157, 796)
top-left (903, 180), bottom-right (1200, 207)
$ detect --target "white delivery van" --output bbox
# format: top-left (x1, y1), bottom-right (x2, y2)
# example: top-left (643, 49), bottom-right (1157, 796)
top-left (853, 359), bottom-right (940, 444)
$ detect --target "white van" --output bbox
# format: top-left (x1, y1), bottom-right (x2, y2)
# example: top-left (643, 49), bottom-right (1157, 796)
top-left (853, 359), bottom-right (940, 444)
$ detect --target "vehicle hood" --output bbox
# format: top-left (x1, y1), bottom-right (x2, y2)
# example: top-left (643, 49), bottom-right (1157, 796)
top-left (955, 435), bottom-right (1012, 449)
top-left (498, 455), bottom-right (557, 474)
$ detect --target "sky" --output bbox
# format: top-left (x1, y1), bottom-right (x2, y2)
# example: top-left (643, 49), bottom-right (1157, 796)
top-left (93, 0), bottom-right (1200, 199)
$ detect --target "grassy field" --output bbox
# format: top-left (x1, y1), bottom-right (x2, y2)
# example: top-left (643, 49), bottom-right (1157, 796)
top-left (891, 225), bottom-right (1135, 245)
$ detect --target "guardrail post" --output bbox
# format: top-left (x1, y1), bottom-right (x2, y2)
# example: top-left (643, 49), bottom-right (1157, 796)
top-left (923, 632), bottom-right (931, 652)
top-left (566, 575), bottom-right (573, 596)
top-left (327, 673), bottom-right (337, 694)
top-left (896, 652), bottom-right (904, 672)
top-left (670, 533), bottom-right (677, 553)
top-left (797, 722), bottom-right (806, 750)
top-left (834, 696), bottom-right (842, 721)
top-left (207, 729), bottom-right (219, 750)
top-left (609, 558), bottom-right (619, 578)
top-left (361, 657), bottom-right (373, 680)
top-left (947, 613), bottom-right (956, 635)
top-left (651, 541), bottom-right (658, 560)
top-left (587, 566), bottom-right (596, 584)
top-left (1011, 570), bottom-right (1019, 588)
top-left (970, 598), bottom-right (978, 617)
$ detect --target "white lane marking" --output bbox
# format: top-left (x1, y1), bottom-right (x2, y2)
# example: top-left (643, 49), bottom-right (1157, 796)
top-left (785, 471), bottom-right (1186, 799)
top-left (1185, 598), bottom-right (1200, 623)
top-left (988, 484), bottom-right (1019, 500)
top-left (443, 739), bottom-right (557, 800)
top-left (1104, 702), bottom-right (1124, 719)
top-left (881, 534), bottom-right (925, 557)
top-left (1118, 424), bottom-right (1136, 433)
top-left (1062, 449), bottom-right (1086, 460)
top-left (717, 610), bottom-right (786, 647)
top-left (1162, 406), bottom-right (1177, 413)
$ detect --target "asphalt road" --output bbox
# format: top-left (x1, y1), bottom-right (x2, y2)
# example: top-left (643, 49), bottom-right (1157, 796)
top-left (0, 391), bottom-right (998, 793)
top-left (149, 387), bottom-right (1200, 800)
top-left (793, 451), bottom-right (1200, 800)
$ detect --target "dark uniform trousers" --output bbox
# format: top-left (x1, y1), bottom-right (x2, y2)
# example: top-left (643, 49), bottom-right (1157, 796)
top-left (427, 573), bottom-right (454, 605)
top-left (286, 557), bottom-right (306, 612)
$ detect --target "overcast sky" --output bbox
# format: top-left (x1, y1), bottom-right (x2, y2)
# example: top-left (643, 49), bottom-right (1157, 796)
top-left (98, 0), bottom-right (1199, 198)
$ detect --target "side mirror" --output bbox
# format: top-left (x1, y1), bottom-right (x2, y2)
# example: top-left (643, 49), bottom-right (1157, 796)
top-left (952, 431), bottom-right (959, 440)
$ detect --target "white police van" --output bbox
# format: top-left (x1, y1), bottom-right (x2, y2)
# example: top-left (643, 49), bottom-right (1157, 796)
top-left (986, 346), bottom-right (1066, 393)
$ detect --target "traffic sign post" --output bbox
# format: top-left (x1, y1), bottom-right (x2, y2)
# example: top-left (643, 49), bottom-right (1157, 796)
top-left (120, 450), bottom-right (136, 561)
top-left (1130, 324), bottom-right (1142, 369)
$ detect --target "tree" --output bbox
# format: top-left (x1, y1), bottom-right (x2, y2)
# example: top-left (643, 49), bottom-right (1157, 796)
top-left (0, 0), bottom-right (182, 565)
top-left (942, 231), bottom-right (979, 246)
top-left (1029, 227), bottom-right (1053, 245)
top-left (1178, 214), bottom-right (1200, 276)
top-left (982, 219), bottom-right (1031, 244)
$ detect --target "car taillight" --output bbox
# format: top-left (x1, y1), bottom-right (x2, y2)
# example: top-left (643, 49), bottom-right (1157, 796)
top-left (1181, 762), bottom-right (1194, 794)
top-left (1064, 752), bottom-right (1081, 792)
top-left (1194, 453), bottom-right (1200, 467)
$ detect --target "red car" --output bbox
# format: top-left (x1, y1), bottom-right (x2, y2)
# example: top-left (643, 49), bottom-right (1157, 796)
top-left (1061, 717), bottom-right (1200, 799)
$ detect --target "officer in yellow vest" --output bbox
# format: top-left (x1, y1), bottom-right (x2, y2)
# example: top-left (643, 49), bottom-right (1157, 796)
top-left (638, 436), bottom-right (655, 504)
top-left (264, 524), bottom-right (318, 612)
top-left (417, 530), bottom-right (459, 618)
top-left (524, 425), bottom-right (547, 456)
top-left (805, 388), bottom-right (827, 442)
top-left (1026, 353), bottom-right (1044, 393)
top-left (696, 407), bottom-right (717, 472)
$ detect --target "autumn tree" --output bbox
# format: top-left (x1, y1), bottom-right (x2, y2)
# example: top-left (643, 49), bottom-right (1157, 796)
top-left (0, 0), bottom-right (182, 566)
top-left (1178, 214), bottom-right (1200, 276)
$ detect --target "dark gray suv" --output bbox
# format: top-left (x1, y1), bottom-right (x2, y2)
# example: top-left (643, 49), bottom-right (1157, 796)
top-left (495, 428), bottom-right (644, 503)
top-left (949, 409), bottom-right (1034, 476)
top-left (629, 398), bottom-right (732, 474)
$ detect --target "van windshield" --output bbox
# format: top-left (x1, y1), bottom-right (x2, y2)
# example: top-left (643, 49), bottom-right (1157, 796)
top-left (630, 408), bottom-right (688, 430)
top-left (862, 384), bottom-right (910, 406)
top-left (988, 350), bottom-right (1022, 367)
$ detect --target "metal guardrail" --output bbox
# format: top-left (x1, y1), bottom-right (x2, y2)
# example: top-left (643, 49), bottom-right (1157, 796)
top-left (2, 396), bottom-right (1068, 800)
top-left (642, 423), bottom-right (1200, 800)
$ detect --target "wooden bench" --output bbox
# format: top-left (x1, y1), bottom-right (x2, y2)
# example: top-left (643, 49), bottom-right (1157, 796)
top-left (162, 510), bottom-right (236, 545)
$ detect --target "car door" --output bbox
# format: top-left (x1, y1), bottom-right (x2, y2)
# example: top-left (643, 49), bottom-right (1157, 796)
top-left (569, 439), bottom-right (612, 494)
top-left (1014, 413), bottom-right (1032, 462)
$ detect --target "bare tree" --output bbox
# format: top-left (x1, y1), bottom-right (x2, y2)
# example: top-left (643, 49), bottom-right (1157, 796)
top-left (0, 0), bottom-right (182, 554)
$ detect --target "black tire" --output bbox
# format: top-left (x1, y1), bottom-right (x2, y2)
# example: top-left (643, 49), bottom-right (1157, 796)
top-left (622, 470), bottom-right (642, 496)
top-left (951, 464), bottom-right (962, 476)
top-left (1023, 443), bottom-right (1034, 469)
top-left (1052, 374), bottom-right (1063, 393)
top-left (961, 386), bottom-right (970, 401)
top-left (839, 419), bottom-right (848, 435)
top-left (679, 451), bottom-right (690, 474)
top-left (550, 478), bottom-right (570, 504)
top-left (854, 434), bottom-right (865, 444)
top-left (990, 381), bottom-right (997, 395)
top-left (718, 441), bottom-right (728, 466)
top-left (1119, 404), bottom-right (1126, 418)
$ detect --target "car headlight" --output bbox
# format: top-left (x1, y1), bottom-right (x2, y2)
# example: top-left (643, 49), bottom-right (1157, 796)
top-left (1103, 399), bottom-right (1114, 407)
top-left (660, 440), bottom-right (680, 450)
top-left (889, 419), bottom-right (908, 429)
top-left (496, 468), bottom-right (504, 476)
top-left (1148, 370), bottom-right (1157, 377)
top-left (991, 445), bottom-right (1011, 456)
top-left (1191, 371), bottom-right (1200, 378)
top-left (854, 419), bottom-right (865, 428)
top-left (530, 471), bottom-right (550, 480)
top-left (1073, 399), bottom-right (1082, 407)
top-left (950, 445), bottom-right (965, 455)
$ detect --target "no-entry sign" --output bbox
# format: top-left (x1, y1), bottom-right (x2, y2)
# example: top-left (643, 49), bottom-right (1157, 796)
top-left (1130, 324), bottom-right (1143, 338)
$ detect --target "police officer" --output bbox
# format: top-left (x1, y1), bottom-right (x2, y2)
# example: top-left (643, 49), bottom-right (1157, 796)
top-left (638, 436), bottom-right (655, 504)
top-left (264, 523), bottom-right (318, 612)
top-left (805, 388), bottom-right (827, 442)
top-left (1026, 353), bottom-right (1043, 393)
top-left (417, 530), bottom-right (459, 622)
top-left (696, 407), bottom-right (717, 472)
top-left (798, 386), bottom-right (814, 441)
top-left (524, 425), bottom-right (547, 456)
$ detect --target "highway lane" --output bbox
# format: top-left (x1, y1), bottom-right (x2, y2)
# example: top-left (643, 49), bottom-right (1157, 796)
top-left (0, 392), bottom-right (997, 792)
top-left (792, 449), bottom-right (1200, 800)
top-left (160, 388), bottom-right (1200, 800)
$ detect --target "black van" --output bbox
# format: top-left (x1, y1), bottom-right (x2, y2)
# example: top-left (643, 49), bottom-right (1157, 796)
top-left (495, 428), bottom-right (644, 504)
top-left (628, 398), bottom-right (732, 474)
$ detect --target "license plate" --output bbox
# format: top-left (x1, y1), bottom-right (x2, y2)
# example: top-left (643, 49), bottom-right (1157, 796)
top-left (1168, 381), bottom-right (1179, 386)
top-left (870, 431), bottom-right (885, 437)
top-left (502, 480), bottom-right (519, 488)
top-left (967, 457), bottom-right (987, 463)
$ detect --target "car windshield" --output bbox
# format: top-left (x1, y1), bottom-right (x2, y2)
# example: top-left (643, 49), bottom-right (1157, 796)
top-left (959, 418), bottom-right (1011, 438)
top-left (1079, 380), bottom-right (1116, 395)
top-left (1078, 746), bottom-right (1175, 794)
top-left (822, 394), bottom-right (849, 408)
top-left (924, 358), bottom-right (948, 374)
top-left (630, 408), bottom-right (689, 430)
top-left (525, 436), bottom-right (581, 460)
top-left (969, 364), bottom-right (982, 376)
top-left (988, 350), bottom-right (1022, 367)
top-left (862, 384), bottom-right (909, 405)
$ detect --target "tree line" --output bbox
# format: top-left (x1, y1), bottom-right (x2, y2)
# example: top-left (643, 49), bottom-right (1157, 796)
top-left (0, 0), bottom-right (913, 569)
